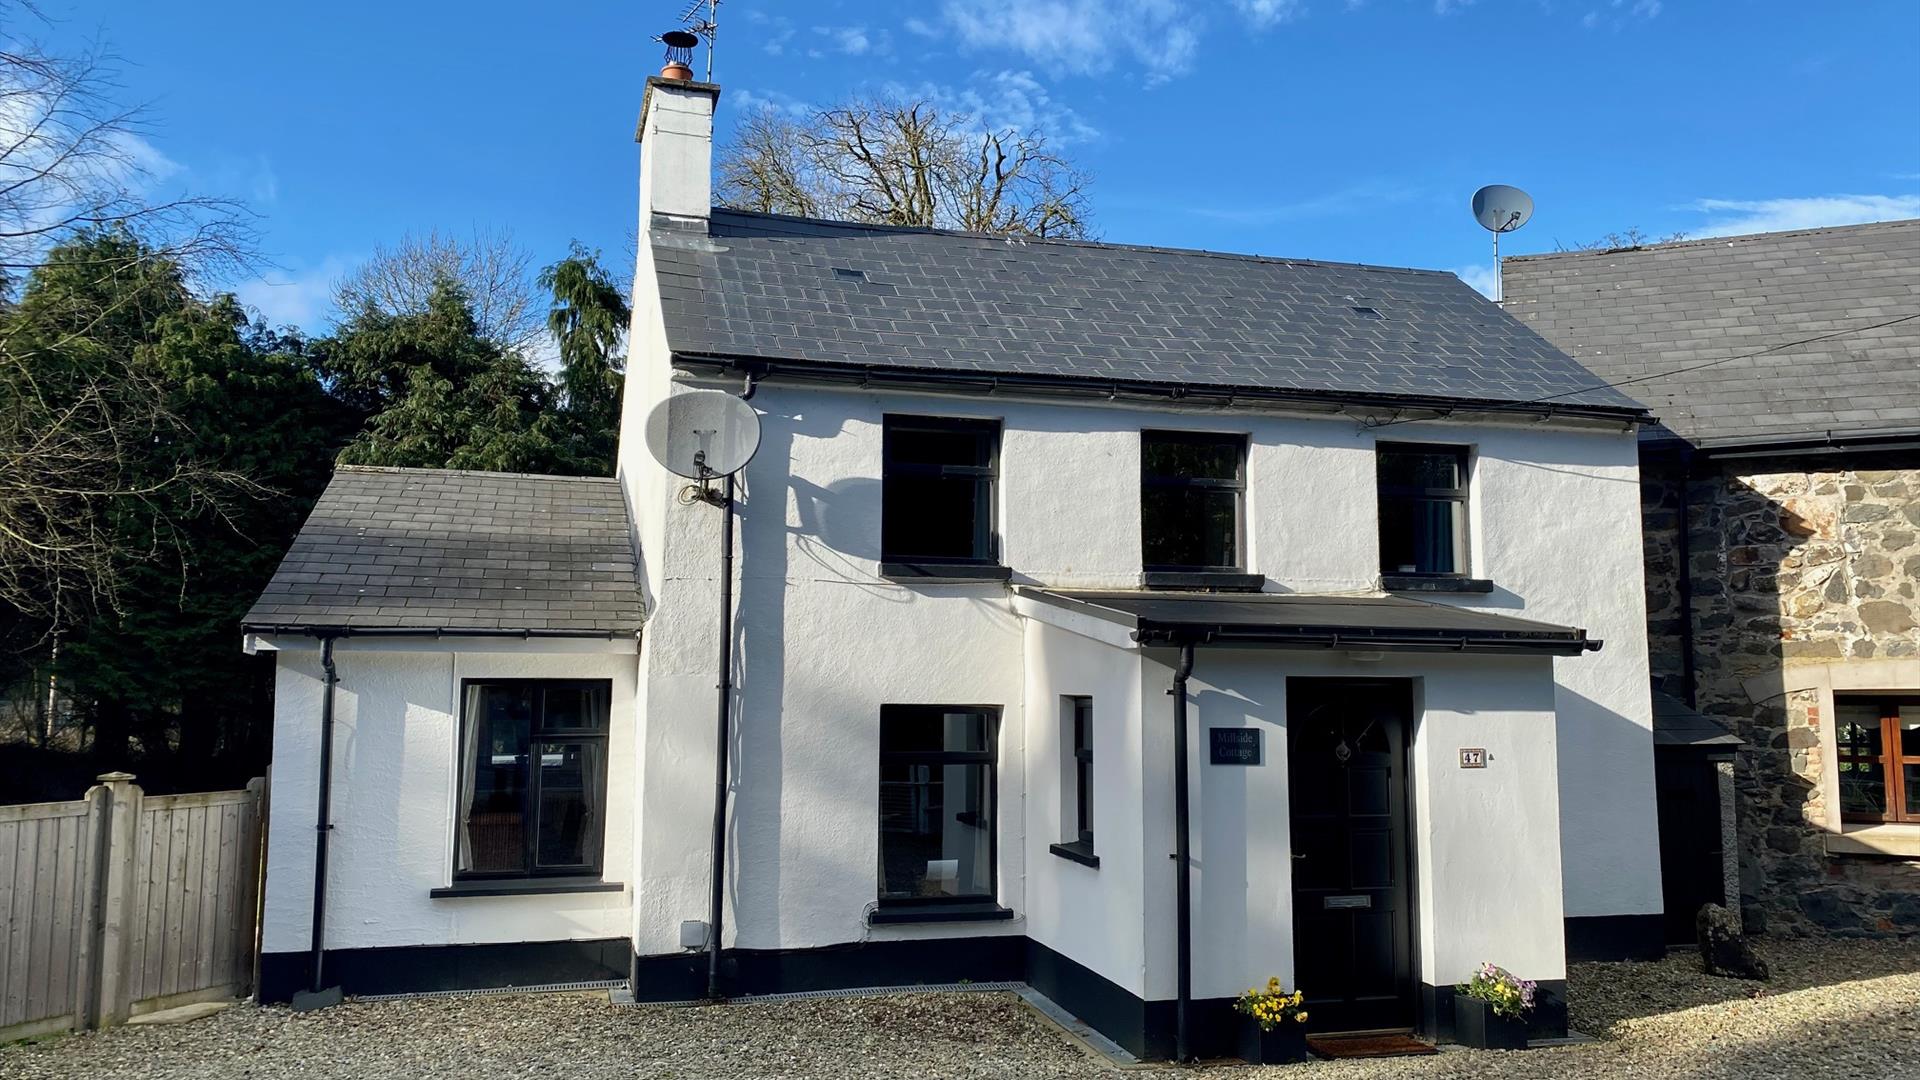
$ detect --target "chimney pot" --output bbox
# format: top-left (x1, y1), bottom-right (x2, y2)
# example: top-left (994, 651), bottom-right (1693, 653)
top-left (661, 61), bottom-right (695, 81)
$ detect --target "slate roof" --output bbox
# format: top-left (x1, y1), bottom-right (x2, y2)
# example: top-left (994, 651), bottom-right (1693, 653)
top-left (244, 466), bottom-right (642, 636)
top-left (1503, 219), bottom-right (1920, 448)
top-left (1651, 689), bottom-right (1742, 749)
top-left (650, 209), bottom-right (1646, 416)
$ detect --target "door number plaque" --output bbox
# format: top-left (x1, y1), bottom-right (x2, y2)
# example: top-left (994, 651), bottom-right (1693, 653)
top-left (1459, 747), bottom-right (1488, 768)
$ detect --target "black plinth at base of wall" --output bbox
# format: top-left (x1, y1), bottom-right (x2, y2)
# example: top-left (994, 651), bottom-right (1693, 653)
top-left (1565, 914), bottom-right (1667, 961)
top-left (258, 938), bottom-right (628, 1004)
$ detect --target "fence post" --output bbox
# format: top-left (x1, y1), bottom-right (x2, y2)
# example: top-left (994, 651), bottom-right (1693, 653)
top-left (90, 772), bottom-right (141, 1029)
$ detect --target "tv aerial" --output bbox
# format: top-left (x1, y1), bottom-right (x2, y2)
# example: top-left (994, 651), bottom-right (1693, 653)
top-left (652, 0), bottom-right (719, 82)
top-left (1471, 184), bottom-right (1533, 302)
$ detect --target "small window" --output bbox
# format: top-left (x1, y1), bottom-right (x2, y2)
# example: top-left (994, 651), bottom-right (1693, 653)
top-left (1142, 431), bottom-right (1246, 571)
top-left (882, 416), bottom-right (1000, 564)
top-left (877, 705), bottom-right (998, 904)
top-left (1377, 443), bottom-right (1470, 576)
top-left (456, 680), bottom-right (611, 880)
top-left (1837, 696), bottom-right (1920, 824)
top-left (1069, 697), bottom-right (1093, 847)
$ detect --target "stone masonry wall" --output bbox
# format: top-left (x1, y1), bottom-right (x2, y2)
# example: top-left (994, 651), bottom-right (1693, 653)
top-left (1643, 454), bottom-right (1920, 936)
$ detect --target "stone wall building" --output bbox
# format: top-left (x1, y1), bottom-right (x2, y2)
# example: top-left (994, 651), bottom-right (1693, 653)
top-left (1506, 219), bottom-right (1920, 938)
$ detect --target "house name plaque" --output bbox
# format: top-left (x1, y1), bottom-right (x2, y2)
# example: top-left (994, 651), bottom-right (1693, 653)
top-left (1208, 728), bottom-right (1262, 765)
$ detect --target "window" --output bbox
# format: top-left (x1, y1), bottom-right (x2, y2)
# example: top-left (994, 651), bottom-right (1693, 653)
top-left (1142, 431), bottom-right (1246, 571)
top-left (1836, 696), bottom-right (1920, 824)
top-left (877, 705), bottom-right (998, 904)
top-left (1377, 443), bottom-right (1470, 577)
top-left (882, 416), bottom-right (1000, 564)
top-left (1050, 697), bottom-right (1098, 868)
top-left (455, 680), bottom-right (610, 880)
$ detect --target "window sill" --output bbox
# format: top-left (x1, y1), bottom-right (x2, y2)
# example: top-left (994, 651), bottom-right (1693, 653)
top-left (881, 561), bottom-right (1013, 583)
top-left (1825, 824), bottom-right (1920, 859)
top-left (1381, 574), bottom-right (1495, 594)
top-left (866, 902), bottom-right (1016, 926)
top-left (1142, 571), bottom-right (1265, 592)
top-left (1048, 841), bottom-right (1100, 868)
top-left (429, 877), bottom-right (624, 899)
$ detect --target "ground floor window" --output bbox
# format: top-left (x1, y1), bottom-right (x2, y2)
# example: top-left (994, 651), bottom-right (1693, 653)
top-left (877, 705), bottom-right (997, 903)
top-left (456, 680), bottom-right (610, 879)
top-left (1836, 695), bottom-right (1920, 824)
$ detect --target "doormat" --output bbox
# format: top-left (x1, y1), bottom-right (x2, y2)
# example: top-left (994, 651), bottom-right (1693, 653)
top-left (1306, 1032), bottom-right (1438, 1059)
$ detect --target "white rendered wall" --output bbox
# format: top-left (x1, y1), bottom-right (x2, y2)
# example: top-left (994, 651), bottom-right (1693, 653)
top-left (1135, 647), bottom-right (1567, 1002)
top-left (624, 375), bottom-right (1657, 967)
top-left (260, 638), bottom-right (637, 955)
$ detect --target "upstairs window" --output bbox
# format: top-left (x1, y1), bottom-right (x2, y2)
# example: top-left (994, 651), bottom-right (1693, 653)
top-left (1142, 431), bottom-right (1246, 571)
top-left (1377, 444), bottom-right (1471, 577)
top-left (877, 705), bottom-right (998, 904)
top-left (456, 680), bottom-right (610, 880)
top-left (882, 417), bottom-right (1000, 565)
top-left (1837, 696), bottom-right (1920, 824)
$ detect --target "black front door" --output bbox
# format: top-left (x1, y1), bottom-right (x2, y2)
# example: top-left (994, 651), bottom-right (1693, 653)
top-left (1287, 679), bottom-right (1415, 1033)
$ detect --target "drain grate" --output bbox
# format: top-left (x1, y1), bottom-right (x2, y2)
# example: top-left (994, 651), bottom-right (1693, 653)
top-left (623, 980), bottom-right (1027, 1009)
top-left (357, 979), bottom-right (628, 1003)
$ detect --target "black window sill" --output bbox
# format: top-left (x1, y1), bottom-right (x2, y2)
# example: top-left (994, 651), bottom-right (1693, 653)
top-left (429, 877), bottom-right (624, 899)
top-left (1381, 574), bottom-right (1495, 594)
top-left (1143, 571), bottom-right (1265, 592)
top-left (1049, 841), bottom-right (1100, 868)
top-left (881, 561), bottom-right (1014, 583)
top-left (866, 902), bottom-right (1016, 926)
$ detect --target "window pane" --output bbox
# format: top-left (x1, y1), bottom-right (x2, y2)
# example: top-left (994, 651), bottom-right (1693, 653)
top-left (459, 685), bottom-right (534, 874)
top-left (1378, 448), bottom-right (1462, 490)
top-left (1379, 496), bottom-right (1462, 574)
top-left (542, 683), bottom-right (610, 732)
top-left (888, 425), bottom-right (991, 468)
top-left (878, 761), bottom-right (993, 899)
top-left (1907, 765), bottom-right (1920, 817)
top-left (1143, 434), bottom-right (1239, 482)
top-left (1838, 758), bottom-right (1887, 817)
top-left (1899, 707), bottom-right (1920, 757)
top-left (1836, 702), bottom-right (1885, 757)
top-left (534, 741), bottom-right (605, 870)
top-left (883, 474), bottom-right (991, 561)
top-left (1143, 487), bottom-right (1238, 568)
top-left (881, 707), bottom-right (991, 754)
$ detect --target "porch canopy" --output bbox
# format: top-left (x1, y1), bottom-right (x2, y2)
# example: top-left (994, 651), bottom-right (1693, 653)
top-left (1014, 587), bottom-right (1600, 656)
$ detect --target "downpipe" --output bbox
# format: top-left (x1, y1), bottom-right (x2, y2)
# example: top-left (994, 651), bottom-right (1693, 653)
top-left (704, 372), bottom-right (757, 1002)
top-left (1169, 641), bottom-right (1196, 1062)
top-left (292, 634), bottom-right (344, 1011)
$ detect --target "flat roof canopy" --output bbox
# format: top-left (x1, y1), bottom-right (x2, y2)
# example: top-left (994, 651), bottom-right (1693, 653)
top-left (1016, 588), bottom-right (1600, 656)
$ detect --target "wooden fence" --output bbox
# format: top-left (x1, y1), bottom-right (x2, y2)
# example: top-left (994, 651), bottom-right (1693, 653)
top-left (0, 773), bottom-right (265, 1039)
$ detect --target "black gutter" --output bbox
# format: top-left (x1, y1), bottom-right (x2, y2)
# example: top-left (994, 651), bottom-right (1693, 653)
top-left (1131, 626), bottom-right (1600, 655)
top-left (291, 634), bottom-right (343, 1011)
top-left (1168, 642), bottom-right (1197, 1064)
top-left (672, 353), bottom-right (1653, 427)
top-left (243, 625), bottom-right (636, 640)
top-left (1643, 426), bottom-right (1920, 461)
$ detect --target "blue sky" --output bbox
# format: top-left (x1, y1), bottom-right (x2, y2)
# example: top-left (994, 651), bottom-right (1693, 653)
top-left (34, 0), bottom-right (1920, 335)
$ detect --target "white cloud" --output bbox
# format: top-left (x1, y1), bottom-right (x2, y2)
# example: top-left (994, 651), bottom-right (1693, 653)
top-left (1233, 0), bottom-right (1306, 27)
top-left (1434, 0), bottom-right (1474, 13)
top-left (1452, 262), bottom-right (1499, 299)
top-left (812, 25), bottom-right (891, 57)
top-left (232, 254), bottom-right (356, 333)
top-left (886, 69), bottom-right (1102, 145)
top-left (729, 87), bottom-right (813, 117)
top-left (1686, 194), bottom-right (1920, 237)
top-left (905, 17), bottom-right (940, 36)
top-left (937, 0), bottom-right (1200, 84)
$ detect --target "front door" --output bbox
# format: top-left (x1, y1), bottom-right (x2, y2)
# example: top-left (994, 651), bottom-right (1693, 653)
top-left (1287, 679), bottom-right (1415, 1033)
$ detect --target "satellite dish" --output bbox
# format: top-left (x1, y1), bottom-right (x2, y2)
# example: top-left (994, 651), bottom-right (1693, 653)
top-left (1472, 185), bottom-right (1534, 234)
top-left (644, 390), bottom-right (761, 479)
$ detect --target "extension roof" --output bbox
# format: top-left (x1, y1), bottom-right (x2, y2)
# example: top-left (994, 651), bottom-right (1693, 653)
top-left (1503, 219), bottom-right (1920, 450)
top-left (650, 208), bottom-right (1647, 419)
top-left (244, 466), bottom-right (642, 637)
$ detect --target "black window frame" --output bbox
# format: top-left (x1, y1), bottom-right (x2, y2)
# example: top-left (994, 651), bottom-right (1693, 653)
top-left (881, 415), bottom-right (1002, 567)
top-left (452, 678), bottom-right (612, 883)
top-left (1141, 430), bottom-right (1248, 573)
top-left (875, 704), bottom-right (1000, 908)
top-left (1376, 442), bottom-right (1472, 579)
top-left (1071, 696), bottom-right (1094, 846)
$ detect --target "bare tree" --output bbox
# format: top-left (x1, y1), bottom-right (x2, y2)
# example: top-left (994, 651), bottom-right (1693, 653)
top-left (0, 4), bottom-right (253, 276)
top-left (332, 228), bottom-right (544, 353)
top-left (717, 97), bottom-right (1092, 238)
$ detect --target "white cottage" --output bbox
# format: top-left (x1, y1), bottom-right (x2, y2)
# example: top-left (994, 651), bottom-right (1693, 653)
top-left (244, 73), bottom-right (1663, 1059)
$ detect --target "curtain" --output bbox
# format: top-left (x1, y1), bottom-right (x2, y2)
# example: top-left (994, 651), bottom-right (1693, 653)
top-left (456, 683), bottom-right (485, 873)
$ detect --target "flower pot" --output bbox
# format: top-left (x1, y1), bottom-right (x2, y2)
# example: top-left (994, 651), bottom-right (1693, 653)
top-left (1454, 995), bottom-right (1528, 1050)
top-left (1238, 1018), bottom-right (1310, 1065)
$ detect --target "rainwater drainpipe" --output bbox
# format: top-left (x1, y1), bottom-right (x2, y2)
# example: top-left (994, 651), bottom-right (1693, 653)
top-left (705, 372), bottom-right (757, 1002)
top-left (293, 633), bottom-right (344, 1010)
top-left (1169, 641), bottom-right (1197, 1062)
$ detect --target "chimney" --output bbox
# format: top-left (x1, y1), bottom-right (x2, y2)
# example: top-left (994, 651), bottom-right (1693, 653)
top-left (636, 72), bottom-right (718, 230)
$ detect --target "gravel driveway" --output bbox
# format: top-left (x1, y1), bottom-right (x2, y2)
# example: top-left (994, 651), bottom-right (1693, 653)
top-left (4, 939), bottom-right (1916, 1079)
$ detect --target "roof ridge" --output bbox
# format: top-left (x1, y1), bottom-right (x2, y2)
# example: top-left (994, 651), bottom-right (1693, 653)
top-left (334, 464), bottom-right (620, 484)
top-left (1508, 217), bottom-right (1920, 263)
top-left (709, 206), bottom-right (1457, 280)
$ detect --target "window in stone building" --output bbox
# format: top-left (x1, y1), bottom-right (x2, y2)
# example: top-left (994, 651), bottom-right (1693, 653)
top-left (1835, 695), bottom-right (1920, 824)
